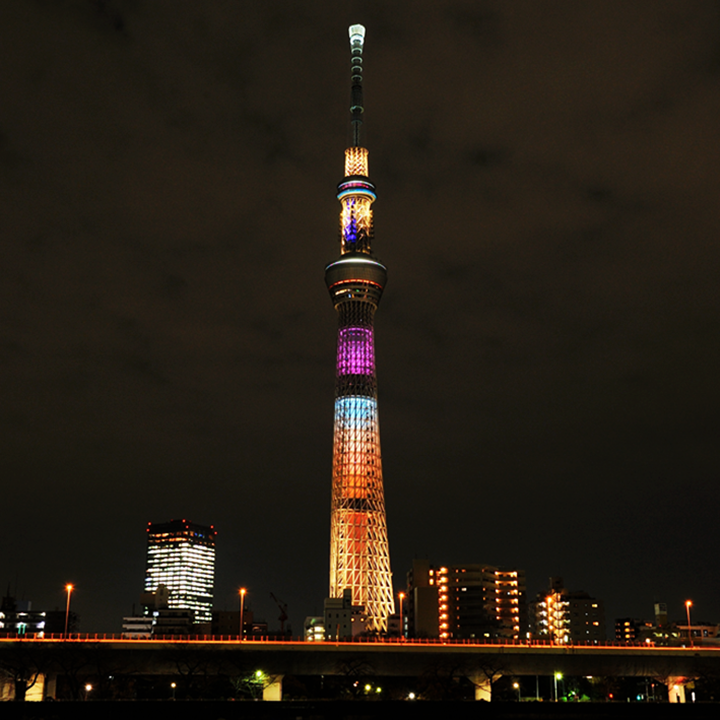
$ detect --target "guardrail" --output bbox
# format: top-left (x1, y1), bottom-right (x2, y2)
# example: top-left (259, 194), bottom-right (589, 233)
top-left (0, 633), bottom-right (714, 650)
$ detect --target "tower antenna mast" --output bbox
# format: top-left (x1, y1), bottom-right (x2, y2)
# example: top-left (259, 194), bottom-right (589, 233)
top-left (348, 24), bottom-right (365, 147)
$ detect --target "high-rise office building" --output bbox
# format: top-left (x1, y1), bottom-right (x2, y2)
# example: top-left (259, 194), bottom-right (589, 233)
top-left (144, 519), bottom-right (216, 625)
top-left (325, 25), bottom-right (394, 632)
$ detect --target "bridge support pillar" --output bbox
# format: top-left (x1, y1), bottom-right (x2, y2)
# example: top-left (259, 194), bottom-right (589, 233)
top-left (470, 674), bottom-right (495, 702)
top-left (45, 673), bottom-right (57, 700)
top-left (0, 675), bottom-right (13, 701)
top-left (25, 673), bottom-right (47, 701)
top-left (263, 674), bottom-right (283, 701)
top-left (667, 678), bottom-right (687, 703)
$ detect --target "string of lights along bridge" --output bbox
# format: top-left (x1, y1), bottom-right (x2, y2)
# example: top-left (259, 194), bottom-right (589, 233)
top-left (325, 24), bottom-right (394, 632)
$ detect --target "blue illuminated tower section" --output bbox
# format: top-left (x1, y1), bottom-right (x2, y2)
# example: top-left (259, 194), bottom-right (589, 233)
top-left (325, 25), bottom-right (394, 632)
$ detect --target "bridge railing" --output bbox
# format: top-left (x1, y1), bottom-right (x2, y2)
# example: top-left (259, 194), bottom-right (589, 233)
top-left (0, 632), bottom-right (681, 649)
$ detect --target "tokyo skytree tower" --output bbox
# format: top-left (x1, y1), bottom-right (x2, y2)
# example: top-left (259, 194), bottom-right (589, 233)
top-left (324, 24), bottom-right (394, 632)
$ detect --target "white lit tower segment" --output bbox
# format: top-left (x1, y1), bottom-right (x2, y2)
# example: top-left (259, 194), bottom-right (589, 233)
top-left (144, 519), bottom-right (216, 624)
top-left (325, 24), bottom-right (394, 632)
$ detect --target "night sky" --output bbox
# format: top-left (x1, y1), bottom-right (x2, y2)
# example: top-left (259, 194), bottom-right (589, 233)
top-left (2, 1), bottom-right (719, 634)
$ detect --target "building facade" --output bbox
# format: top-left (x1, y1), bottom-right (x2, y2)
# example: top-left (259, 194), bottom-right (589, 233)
top-left (325, 25), bottom-right (394, 632)
top-left (324, 589), bottom-right (369, 640)
top-left (616, 617), bottom-right (650, 641)
top-left (406, 560), bottom-right (527, 640)
top-left (0, 595), bottom-right (46, 636)
top-left (144, 519), bottom-right (216, 625)
top-left (531, 576), bottom-right (605, 643)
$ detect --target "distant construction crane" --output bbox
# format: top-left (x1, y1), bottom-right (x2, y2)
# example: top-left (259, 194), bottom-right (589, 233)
top-left (270, 593), bottom-right (288, 634)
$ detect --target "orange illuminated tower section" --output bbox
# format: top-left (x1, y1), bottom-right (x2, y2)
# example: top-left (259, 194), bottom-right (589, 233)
top-left (324, 25), bottom-right (394, 632)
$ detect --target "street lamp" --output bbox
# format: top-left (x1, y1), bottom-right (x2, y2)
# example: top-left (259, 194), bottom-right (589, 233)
top-left (398, 592), bottom-right (405, 638)
top-left (64, 584), bottom-right (74, 638)
top-left (685, 600), bottom-right (693, 646)
top-left (513, 681), bottom-right (521, 702)
top-left (239, 588), bottom-right (247, 640)
top-left (554, 672), bottom-right (563, 702)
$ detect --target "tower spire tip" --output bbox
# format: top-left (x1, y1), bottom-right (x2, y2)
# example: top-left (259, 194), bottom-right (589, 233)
top-left (348, 24), bottom-right (366, 44)
top-left (348, 24), bottom-right (366, 147)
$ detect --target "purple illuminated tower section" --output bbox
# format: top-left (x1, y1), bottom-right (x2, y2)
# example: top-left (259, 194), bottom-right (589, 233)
top-left (324, 25), bottom-right (394, 632)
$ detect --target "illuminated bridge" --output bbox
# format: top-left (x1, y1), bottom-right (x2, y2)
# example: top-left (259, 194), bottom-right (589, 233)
top-left (1, 635), bottom-right (718, 702)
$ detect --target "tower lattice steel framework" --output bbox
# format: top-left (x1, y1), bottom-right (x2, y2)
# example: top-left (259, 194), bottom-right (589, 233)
top-left (325, 25), bottom-right (394, 632)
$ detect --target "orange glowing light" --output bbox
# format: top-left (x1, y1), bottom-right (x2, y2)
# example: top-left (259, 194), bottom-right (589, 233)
top-left (345, 147), bottom-right (369, 176)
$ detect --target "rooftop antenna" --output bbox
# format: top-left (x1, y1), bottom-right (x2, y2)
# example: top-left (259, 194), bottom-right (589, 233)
top-left (348, 24), bottom-right (365, 147)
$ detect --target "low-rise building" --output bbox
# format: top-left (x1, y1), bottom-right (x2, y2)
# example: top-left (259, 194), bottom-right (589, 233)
top-left (531, 577), bottom-right (605, 643)
top-left (0, 596), bottom-right (46, 636)
top-left (304, 616), bottom-right (325, 641)
top-left (324, 589), bottom-right (368, 639)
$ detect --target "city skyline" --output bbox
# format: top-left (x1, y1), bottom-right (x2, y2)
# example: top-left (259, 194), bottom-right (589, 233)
top-left (1, 1), bottom-right (719, 633)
